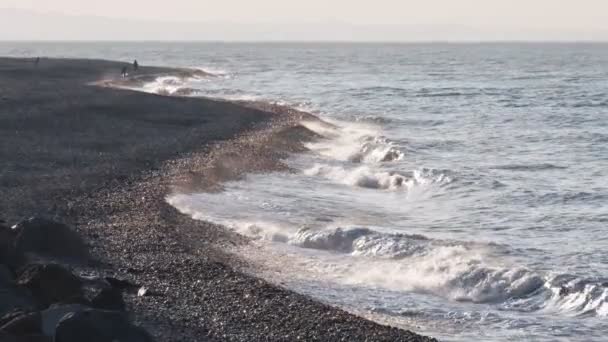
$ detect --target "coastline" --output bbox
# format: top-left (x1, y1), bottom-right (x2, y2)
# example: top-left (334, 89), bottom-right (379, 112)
top-left (0, 57), bottom-right (435, 341)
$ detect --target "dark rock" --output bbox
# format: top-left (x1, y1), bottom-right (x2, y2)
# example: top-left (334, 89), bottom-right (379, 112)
top-left (0, 276), bottom-right (37, 318)
top-left (0, 265), bottom-right (15, 287)
top-left (0, 312), bottom-right (42, 335)
top-left (55, 309), bottom-right (154, 342)
top-left (15, 335), bottom-right (52, 342)
top-left (12, 217), bottom-right (88, 262)
top-left (17, 264), bottom-right (82, 307)
top-left (0, 333), bottom-right (53, 342)
top-left (0, 225), bottom-right (18, 268)
top-left (0, 332), bottom-right (50, 342)
top-left (40, 305), bottom-right (88, 337)
top-left (89, 288), bottom-right (125, 311)
top-left (0, 331), bottom-right (16, 342)
top-left (0, 311), bottom-right (29, 328)
top-left (105, 276), bottom-right (138, 291)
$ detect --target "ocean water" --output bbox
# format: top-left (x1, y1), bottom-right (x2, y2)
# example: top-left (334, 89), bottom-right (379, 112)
top-left (3, 42), bottom-right (608, 341)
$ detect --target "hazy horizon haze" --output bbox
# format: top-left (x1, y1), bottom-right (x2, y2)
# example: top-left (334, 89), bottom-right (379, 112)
top-left (2, 1), bottom-right (608, 41)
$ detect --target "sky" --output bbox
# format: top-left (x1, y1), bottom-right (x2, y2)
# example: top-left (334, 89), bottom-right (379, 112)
top-left (1, 0), bottom-right (608, 41)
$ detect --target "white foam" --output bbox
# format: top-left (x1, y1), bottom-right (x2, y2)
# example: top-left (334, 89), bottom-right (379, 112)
top-left (304, 164), bottom-right (452, 192)
top-left (194, 66), bottom-right (232, 78)
top-left (236, 224), bottom-right (546, 304)
top-left (140, 76), bottom-right (186, 95)
top-left (169, 189), bottom-right (608, 317)
top-left (541, 277), bottom-right (608, 317)
top-left (301, 120), bottom-right (404, 164)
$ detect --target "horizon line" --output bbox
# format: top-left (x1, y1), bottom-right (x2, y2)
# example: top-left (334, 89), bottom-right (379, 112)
top-left (2, 40), bottom-right (608, 44)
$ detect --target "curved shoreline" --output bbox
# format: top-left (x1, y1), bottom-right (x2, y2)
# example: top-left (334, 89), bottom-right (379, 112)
top-left (0, 57), bottom-right (435, 341)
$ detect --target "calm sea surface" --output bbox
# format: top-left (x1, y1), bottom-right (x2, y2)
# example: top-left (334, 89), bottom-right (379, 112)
top-left (3, 42), bottom-right (607, 341)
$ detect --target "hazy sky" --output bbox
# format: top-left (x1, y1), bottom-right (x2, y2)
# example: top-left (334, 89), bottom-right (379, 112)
top-left (2, 1), bottom-right (608, 41)
top-left (3, 0), bottom-right (608, 29)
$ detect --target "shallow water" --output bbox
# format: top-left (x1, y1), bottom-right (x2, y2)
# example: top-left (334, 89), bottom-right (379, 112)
top-left (4, 42), bottom-right (608, 341)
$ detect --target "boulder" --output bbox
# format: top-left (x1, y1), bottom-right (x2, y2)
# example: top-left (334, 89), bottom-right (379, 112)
top-left (54, 309), bottom-right (154, 342)
top-left (0, 265), bottom-right (15, 288)
top-left (0, 331), bottom-right (16, 342)
top-left (0, 311), bottom-right (30, 328)
top-left (40, 305), bottom-right (88, 337)
top-left (105, 277), bottom-right (138, 291)
top-left (12, 217), bottom-right (88, 263)
top-left (0, 312), bottom-right (42, 335)
top-left (17, 264), bottom-right (82, 307)
top-left (78, 276), bottom-right (126, 311)
top-left (0, 224), bottom-right (18, 268)
top-left (17, 335), bottom-right (52, 342)
top-left (0, 288), bottom-right (37, 325)
top-left (0, 333), bottom-right (52, 342)
top-left (89, 287), bottom-right (125, 311)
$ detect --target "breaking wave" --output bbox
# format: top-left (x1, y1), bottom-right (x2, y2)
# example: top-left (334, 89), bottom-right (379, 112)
top-left (147, 60), bottom-right (608, 338)
top-left (288, 226), bottom-right (607, 315)
top-left (210, 219), bottom-right (608, 316)
top-left (194, 66), bottom-right (232, 78)
top-left (301, 121), bottom-right (404, 164)
top-left (304, 164), bottom-right (453, 191)
top-left (140, 75), bottom-right (199, 96)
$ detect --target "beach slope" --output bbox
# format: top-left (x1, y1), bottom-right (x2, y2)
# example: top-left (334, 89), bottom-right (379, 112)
top-left (0, 57), bottom-right (435, 341)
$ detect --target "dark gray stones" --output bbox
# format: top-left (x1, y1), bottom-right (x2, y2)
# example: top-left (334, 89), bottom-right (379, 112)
top-left (12, 217), bottom-right (88, 262)
top-left (17, 264), bottom-right (82, 307)
top-left (104, 276), bottom-right (138, 291)
top-left (0, 266), bottom-right (36, 317)
top-left (0, 224), bottom-right (18, 268)
top-left (89, 287), bottom-right (125, 311)
top-left (40, 305), bottom-right (88, 337)
top-left (0, 312), bottom-right (42, 335)
top-left (54, 309), bottom-right (154, 342)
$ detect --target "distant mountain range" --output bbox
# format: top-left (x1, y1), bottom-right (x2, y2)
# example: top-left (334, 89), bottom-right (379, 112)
top-left (2, 8), bottom-right (607, 41)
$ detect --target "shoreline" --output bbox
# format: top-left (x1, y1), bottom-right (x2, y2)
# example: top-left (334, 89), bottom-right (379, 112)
top-left (0, 57), bottom-right (435, 341)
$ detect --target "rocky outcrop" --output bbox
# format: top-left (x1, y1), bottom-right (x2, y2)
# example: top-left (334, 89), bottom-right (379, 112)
top-left (12, 217), bottom-right (89, 263)
top-left (55, 309), bottom-right (154, 342)
top-left (17, 264), bottom-right (82, 307)
top-left (0, 218), bottom-right (154, 341)
top-left (88, 287), bottom-right (125, 311)
top-left (0, 312), bottom-right (42, 335)
top-left (0, 265), bottom-right (37, 318)
top-left (0, 223), bottom-right (18, 268)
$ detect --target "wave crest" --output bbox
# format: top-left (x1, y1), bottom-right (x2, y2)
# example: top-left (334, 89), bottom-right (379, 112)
top-left (301, 121), bottom-right (405, 164)
top-left (304, 165), bottom-right (453, 191)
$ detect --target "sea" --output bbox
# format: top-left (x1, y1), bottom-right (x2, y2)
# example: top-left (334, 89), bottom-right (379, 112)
top-left (2, 42), bottom-right (607, 341)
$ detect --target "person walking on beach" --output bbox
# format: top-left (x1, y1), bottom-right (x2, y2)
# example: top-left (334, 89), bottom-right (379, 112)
top-left (121, 66), bottom-right (128, 78)
top-left (133, 60), bottom-right (139, 71)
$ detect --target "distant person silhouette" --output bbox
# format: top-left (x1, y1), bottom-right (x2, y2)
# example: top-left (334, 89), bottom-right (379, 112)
top-left (133, 60), bottom-right (139, 71)
top-left (34, 57), bottom-right (40, 67)
top-left (121, 66), bottom-right (128, 78)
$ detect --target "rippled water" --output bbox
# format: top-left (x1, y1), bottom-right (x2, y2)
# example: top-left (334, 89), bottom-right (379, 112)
top-left (3, 42), bottom-right (608, 341)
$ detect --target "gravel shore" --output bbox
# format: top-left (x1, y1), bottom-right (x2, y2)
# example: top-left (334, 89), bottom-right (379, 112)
top-left (0, 57), bottom-right (436, 341)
